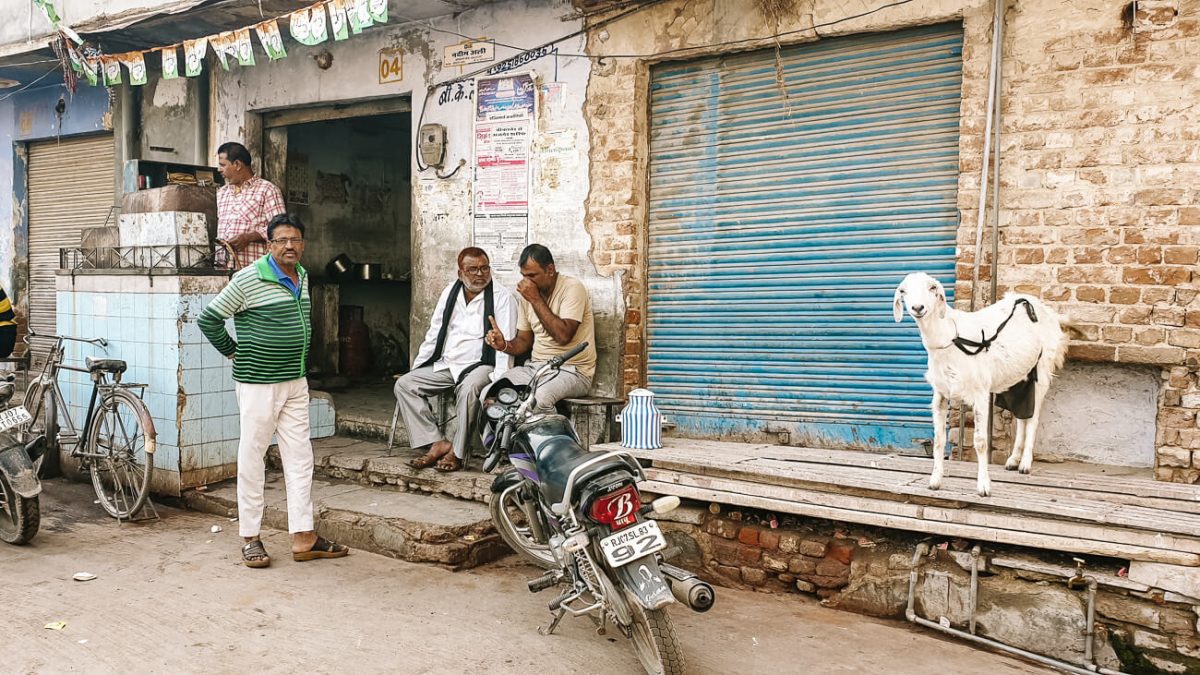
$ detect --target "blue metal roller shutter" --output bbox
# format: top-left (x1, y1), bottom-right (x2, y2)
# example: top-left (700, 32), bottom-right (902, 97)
top-left (646, 23), bottom-right (963, 452)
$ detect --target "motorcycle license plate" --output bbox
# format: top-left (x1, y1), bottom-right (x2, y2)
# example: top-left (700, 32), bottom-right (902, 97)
top-left (0, 406), bottom-right (32, 433)
top-left (599, 520), bottom-right (667, 568)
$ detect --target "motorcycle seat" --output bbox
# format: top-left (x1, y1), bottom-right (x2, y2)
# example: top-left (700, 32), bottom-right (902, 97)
top-left (85, 357), bottom-right (127, 375)
top-left (536, 436), bottom-right (633, 507)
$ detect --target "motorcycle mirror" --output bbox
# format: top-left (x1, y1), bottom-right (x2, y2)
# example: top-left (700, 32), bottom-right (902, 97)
top-left (651, 496), bottom-right (680, 515)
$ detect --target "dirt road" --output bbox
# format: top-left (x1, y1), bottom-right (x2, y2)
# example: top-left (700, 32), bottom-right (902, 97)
top-left (0, 480), bottom-right (1045, 674)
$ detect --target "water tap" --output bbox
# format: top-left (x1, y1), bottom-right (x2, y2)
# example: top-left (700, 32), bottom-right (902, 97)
top-left (1067, 557), bottom-right (1088, 590)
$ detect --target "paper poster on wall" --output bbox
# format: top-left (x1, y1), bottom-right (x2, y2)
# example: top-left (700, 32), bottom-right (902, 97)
top-left (473, 72), bottom-right (535, 273)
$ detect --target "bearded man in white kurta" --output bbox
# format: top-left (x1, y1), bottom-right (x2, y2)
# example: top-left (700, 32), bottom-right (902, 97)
top-left (395, 247), bottom-right (517, 472)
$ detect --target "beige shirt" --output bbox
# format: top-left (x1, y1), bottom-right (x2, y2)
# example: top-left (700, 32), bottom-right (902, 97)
top-left (517, 274), bottom-right (596, 379)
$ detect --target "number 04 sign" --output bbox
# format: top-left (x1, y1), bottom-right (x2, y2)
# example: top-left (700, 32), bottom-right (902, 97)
top-left (378, 48), bottom-right (402, 84)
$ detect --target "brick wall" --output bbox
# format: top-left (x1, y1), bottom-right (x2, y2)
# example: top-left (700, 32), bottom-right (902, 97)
top-left (584, 0), bottom-right (1200, 481)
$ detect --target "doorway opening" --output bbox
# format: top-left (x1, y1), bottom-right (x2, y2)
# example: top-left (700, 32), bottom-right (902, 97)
top-left (269, 104), bottom-right (412, 387)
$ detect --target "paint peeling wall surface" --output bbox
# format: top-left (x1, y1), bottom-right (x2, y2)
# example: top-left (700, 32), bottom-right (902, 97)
top-left (0, 83), bottom-right (111, 321)
top-left (211, 0), bottom-right (619, 392)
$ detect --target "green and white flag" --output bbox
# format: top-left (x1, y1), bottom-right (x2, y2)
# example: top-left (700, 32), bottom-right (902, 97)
top-left (210, 31), bottom-right (234, 70)
top-left (161, 46), bottom-right (179, 79)
top-left (100, 56), bottom-right (121, 86)
top-left (32, 0), bottom-right (61, 26)
top-left (347, 0), bottom-right (372, 34)
top-left (234, 27), bottom-right (255, 66)
top-left (289, 4), bottom-right (328, 46)
top-left (184, 37), bottom-right (207, 77)
top-left (326, 0), bottom-right (349, 41)
top-left (368, 0), bottom-right (387, 23)
top-left (254, 19), bottom-right (287, 60)
top-left (119, 51), bottom-right (147, 85)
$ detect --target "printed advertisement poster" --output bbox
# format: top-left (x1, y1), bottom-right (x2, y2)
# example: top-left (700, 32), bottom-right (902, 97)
top-left (474, 73), bottom-right (536, 272)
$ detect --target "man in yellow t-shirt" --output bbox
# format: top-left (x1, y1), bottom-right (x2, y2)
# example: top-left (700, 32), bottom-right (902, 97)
top-left (485, 244), bottom-right (595, 410)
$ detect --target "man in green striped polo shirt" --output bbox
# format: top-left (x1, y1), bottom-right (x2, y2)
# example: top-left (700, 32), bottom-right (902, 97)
top-left (200, 213), bottom-right (348, 568)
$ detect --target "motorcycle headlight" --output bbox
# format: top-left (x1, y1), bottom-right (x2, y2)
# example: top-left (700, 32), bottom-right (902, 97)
top-left (485, 403), bottom-right (505, 421)
top-left (497, 388), bottom-right (519, 405)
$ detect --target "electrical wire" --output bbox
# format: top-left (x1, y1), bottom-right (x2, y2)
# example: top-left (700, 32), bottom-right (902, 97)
top-left (411, 0), bottom-right (915, 68)
top-left (0, 64), bottom-right (63, 102)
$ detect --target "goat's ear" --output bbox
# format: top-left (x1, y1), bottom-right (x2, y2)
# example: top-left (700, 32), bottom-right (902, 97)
top-left (936, 285), bottom-right (947, 319)
top-left (893, 286), bottom-right (904, 322)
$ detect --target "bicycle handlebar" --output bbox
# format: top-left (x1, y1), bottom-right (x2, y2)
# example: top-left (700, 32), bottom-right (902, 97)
top-left (26, 330), bottom-right (108, 348)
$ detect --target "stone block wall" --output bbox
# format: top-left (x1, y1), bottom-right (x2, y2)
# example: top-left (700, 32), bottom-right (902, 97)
top-left (661, 503), bottom-right (1200, 672)
top-left (584, 0), bottom-right (1200, 481)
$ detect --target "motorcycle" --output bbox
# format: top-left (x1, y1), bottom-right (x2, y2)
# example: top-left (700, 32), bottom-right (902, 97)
top-left (481, 342), bottom-right (715, 675)
top-left (0, 373), bottom-right (46, 545)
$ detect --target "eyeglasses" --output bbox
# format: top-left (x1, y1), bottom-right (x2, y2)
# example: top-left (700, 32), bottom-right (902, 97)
top-left (270, 237), bottom-right (305, 246)
top-left (464, 265), bottom-right (491, 276)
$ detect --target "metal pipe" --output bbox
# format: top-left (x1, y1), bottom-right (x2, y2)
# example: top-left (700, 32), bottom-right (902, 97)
top-left (963, 0), bottom-right (1006, 463)
top-left (904, 543), bottom-right (1127, 675)
top-left (986, 1), bottom-right (1007, 451)
top-left (968, 545), bottom-right (981, 635)
top-left (1085, 578), bottom-right (1096, 665)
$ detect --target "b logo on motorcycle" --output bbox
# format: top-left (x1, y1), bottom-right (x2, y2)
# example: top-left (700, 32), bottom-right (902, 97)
top-left (609, 492), bottom-right (636, 525)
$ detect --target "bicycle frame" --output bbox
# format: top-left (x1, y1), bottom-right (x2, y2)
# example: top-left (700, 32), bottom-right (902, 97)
top-left (22, 332), bottom-right (140, 460)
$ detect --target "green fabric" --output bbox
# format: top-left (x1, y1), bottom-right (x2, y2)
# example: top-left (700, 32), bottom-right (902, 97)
top-left (199, 255), bottom-right (311, 384)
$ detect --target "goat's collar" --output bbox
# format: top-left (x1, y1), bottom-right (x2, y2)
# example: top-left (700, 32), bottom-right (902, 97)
top-left (926, 298), bottom-right (1039, 355)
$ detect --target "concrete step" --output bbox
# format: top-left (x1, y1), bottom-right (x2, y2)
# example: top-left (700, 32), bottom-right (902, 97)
top-left (268, 436), bottom-right (494, 504)
top-left (182, 475), bottom-right (508, 569)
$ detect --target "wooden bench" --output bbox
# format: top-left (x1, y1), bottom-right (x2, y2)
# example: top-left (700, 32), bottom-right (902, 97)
top-left (561, 396), bottom-right (624, 450)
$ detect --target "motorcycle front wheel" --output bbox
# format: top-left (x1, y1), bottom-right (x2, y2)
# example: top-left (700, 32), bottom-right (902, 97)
top-left (624, 587), bottom-right (685, 675)
top-left (0, 471), bottom-right (39, 545)
top-left (489, 487), bottom-right (556, 569)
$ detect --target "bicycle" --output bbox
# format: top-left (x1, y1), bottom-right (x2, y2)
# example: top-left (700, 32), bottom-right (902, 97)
top-left (21, 331), bottom-right (157, 521)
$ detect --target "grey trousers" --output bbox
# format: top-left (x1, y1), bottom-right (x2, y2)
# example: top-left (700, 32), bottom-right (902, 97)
top-left (501, 362), bottom-right (592, 412)
top-left (394, 365), bottom-right (494, 459)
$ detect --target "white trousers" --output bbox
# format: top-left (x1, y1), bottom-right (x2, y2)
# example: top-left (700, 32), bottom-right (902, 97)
top-left (235, 378), bottom-right (314, 537)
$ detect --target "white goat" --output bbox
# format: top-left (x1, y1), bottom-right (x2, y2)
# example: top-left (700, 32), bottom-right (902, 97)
top-left (893, 272), bottom-right (1068, 497)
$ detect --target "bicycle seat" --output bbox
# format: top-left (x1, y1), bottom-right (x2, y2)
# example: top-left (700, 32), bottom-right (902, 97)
top-left (85, 357), bottom-right (127, 375)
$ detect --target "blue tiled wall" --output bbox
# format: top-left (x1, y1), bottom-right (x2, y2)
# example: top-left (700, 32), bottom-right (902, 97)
top-left (56, 283), bottom-right (336, 492)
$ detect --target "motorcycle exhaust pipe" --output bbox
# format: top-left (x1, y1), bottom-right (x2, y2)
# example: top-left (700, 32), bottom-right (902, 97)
top-left (660, 562), bottom-right (715, 613)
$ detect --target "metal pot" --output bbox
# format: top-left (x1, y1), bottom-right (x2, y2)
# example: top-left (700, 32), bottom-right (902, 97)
top-left (355, 262), bottom-right (381, 281)
top-left (326, 253), bottom-right (353, 278)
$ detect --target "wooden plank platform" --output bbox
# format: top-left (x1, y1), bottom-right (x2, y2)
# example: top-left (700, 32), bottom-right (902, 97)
top-left (594, 438), bottom-right (1200, 567)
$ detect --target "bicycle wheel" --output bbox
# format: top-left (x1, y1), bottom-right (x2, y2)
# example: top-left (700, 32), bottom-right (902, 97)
top-left (21, 380), bottom-right (59, 478)
top-left (86, 388), bottom-right (155, 519)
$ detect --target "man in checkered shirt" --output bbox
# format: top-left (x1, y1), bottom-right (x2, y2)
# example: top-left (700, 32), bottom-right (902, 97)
top-left (216, 142), bottom-right (286, 269)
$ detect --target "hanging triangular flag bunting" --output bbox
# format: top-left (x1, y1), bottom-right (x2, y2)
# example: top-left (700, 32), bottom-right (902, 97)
top-left (234, 27), bottom-right (255, 66)
top-left (254, 20), bottom-right (287, 60)
top-left (347, 0), bottom-right (372, 34)
top-left (57, 0), bottom-right (387, 88)
top-left (184, 37), bottom-right (207, 77)
top-left (100, 56), bottom-right (122, 86)
top-left (326, 0), bottom-right (349, 41)
top-left (161, 46), bottom-right (179, 79)
top-left (368, 0), bottom-right (387, 23)
top-left (289, 4), bottom-right (328, 46)
top-left (118, 51), bottom-right (148, 85)
top-left (32, 0), bottom-right (62, 27)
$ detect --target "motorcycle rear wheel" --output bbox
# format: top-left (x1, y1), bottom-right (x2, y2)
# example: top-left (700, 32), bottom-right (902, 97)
top-left (624, 588), bottom-right (685, 675)
top-left (0, 471), bottom-right (40, 545)
top-left (489, 489), bottom-right (556, 569)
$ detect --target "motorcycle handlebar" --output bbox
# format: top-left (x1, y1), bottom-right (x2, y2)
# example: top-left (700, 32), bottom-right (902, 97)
top-left (548, 341), bottom-right (589, 369)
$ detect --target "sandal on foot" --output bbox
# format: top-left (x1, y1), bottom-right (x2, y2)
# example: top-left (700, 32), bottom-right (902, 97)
top-left (408, 449), bottom-right (443, 470)
top-left (435, 454), bottom-right (461, 473)
top-left (242, 540), bottom-right (271, 568)
top-left (293, 536), bottom-right (350, 562)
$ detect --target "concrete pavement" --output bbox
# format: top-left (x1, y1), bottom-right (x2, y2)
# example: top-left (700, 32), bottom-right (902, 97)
top-left (0, 479), bottom-right (1047, 674)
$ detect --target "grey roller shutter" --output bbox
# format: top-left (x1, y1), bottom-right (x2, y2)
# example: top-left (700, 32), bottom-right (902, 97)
top-left (27, 134), bottom-right (116, 337)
